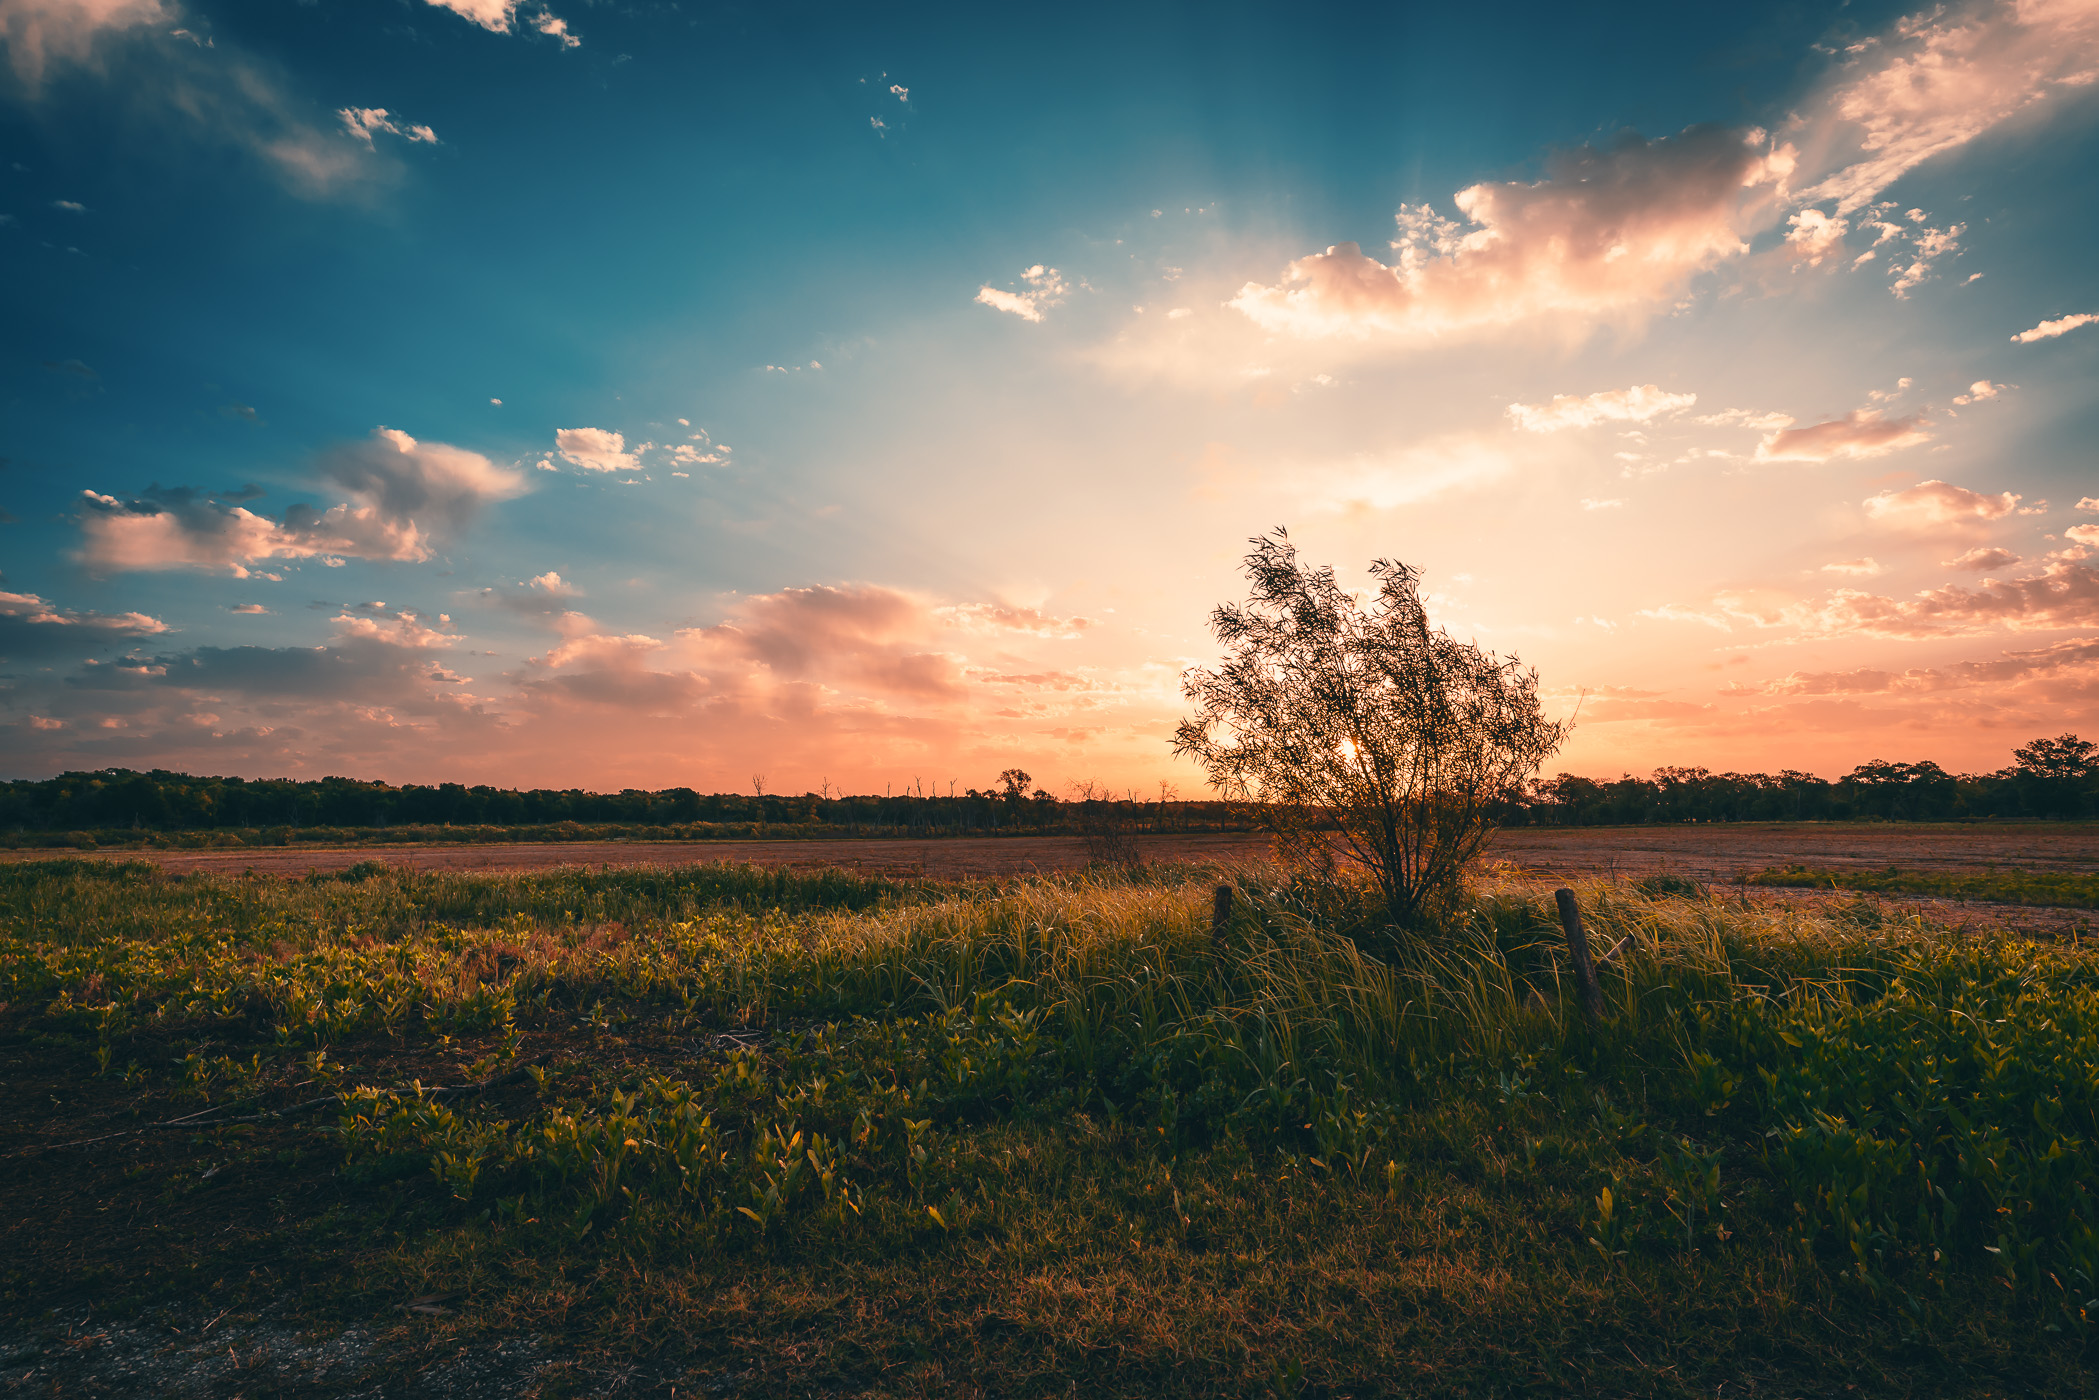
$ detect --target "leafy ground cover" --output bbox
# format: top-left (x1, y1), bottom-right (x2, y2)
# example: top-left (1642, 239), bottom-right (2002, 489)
top-left (1749, 863), bottom-right (2099, 911)
top-left (2, 858), bottom-right (2095, 1396)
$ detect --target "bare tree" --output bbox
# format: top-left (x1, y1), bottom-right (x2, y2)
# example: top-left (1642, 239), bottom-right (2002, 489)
top-left (1174, 529), bottom-right (1566, 929)
top-left (1069, 779), bottom-right (1142, 870)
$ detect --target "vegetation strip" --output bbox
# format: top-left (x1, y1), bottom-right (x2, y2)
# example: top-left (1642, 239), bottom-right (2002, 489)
top-left (3, 857), bottom-right (2095, 1393)
top-left (1749, 863), bottom-right (2099, 909)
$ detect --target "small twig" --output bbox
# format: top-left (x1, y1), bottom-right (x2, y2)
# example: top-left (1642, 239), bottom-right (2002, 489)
top-left (1595, 934), bottom-right (1633, 966)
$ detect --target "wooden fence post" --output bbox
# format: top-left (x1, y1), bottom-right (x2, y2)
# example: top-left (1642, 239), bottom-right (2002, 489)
top-left (1212, 884), bottom-right (1233, 947)
top-left (1555, 887), bottom-right (1605, 1025)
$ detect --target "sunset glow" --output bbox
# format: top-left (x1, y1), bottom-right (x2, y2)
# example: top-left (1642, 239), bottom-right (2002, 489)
top-left (4, 0), bottom-right (2097, 790)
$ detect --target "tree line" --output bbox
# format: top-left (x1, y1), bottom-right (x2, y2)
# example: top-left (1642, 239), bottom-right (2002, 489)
top-left (1503, 735), bottom-right (2098, 825)
top-left (1, 736), bottom-right (2092, 842)
top-left (0, 766), bottom-right (1236, 839)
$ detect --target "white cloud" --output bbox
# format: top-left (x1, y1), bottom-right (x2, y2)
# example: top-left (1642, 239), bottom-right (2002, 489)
top-left (975, 265), bottom-right (1068, 322)
top-left (2012, 312), bottom-right (2097, 343)
top-left (1507, 383), bottom-right (1697, 432)
top-left (338, 107), bottom-right (438, 147)
top-left (554, 426), bottom-right (641, 473)
top-left (1951, 379), bottom-right (2005, 404)
top-left (1784, 207), bottom-right (1849, 264)
top-left (1580, 498), bottom-right (1625, 510)
top-left (1229, 126), bottom-right (1789, 341)
top-left (2069, 524), bottom-right (2099, 546)
top-left (1864, 477), bottom-right (2021, 527)
top-left (1821, 558), bottom-right (1884, 576)
top-left (1755, 410), bottom-right (1931, 461)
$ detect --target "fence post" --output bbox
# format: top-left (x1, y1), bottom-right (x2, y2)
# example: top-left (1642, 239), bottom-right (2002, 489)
top-left (1212, 884), bottom-right (1233, 947)
top-left (1555, 887), bottom-right (1605, 1025)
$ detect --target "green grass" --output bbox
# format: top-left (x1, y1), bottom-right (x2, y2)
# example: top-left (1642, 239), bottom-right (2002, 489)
top-left (3, 858), bottom-right (2095, 1395)
top-left (1748, 862), bottom-right (2099, 910)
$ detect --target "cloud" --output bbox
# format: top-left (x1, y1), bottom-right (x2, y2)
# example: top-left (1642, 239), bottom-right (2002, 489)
top-left (0, 0), bottom-right (412, 199)
top-left (937, 603), bottom-right (1091, 638)
top-left (0, 0), bottom-right (171, 89)
top-left (2070, 524), bottom-right (2099, 547)
top-left (1507, 384), bottom-right (1697, 432)
top-left (554, 426), bottom-right (640, 473)
top-left (1755, 637), bottom-right (2099, 696)
top-left (77, 427), bottom-right (525, 575)
top-left (1755, 410), bottom-right (1931, 461)
top-left (1945, 545), bottom-right (2024, 570)
top-left (1784, 207), bottom-right (1848, 264)
top-left (1951, 379), bottom-right (2005, 404)
top-left (1821, 558), bottom-right (1884, 576)
top-left (1228, 125), bottom-right (1789, 341)
top-left (1864, 477), bottom-right (2021, 527)
top-left (1788, 0), bottom-right (2099, 217)
top-left (2012, 312), bottom-right (2097, 343)
top-left (527, 8), bottom-right (576, 46)
top-left (417, 0), bottom-right (577, 45)
top-left (2081, 498), bottom-right (2099, 512)
top-left (974, 265), bottom-right (1068, 322)
top-left (330, 610), bottom-right (453, 649)
top-left (230, 602), bottom-right (268, 613)
top-left (0, 588), bottom-right (167, 660)
top-left (1296, 434), bottom-right (1515, 512)
top-left (1217, 3), bottom-right (2099, 350)
top-left (679, 584), bottom-right (965, 700)
top-left (338, 107), bottom-right (438, 147)
top-left (1811, 563), bottom-right (2099, 639)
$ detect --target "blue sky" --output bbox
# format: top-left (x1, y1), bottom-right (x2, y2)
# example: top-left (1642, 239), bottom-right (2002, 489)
top-left (3, 0), bottom-right (2097, 790)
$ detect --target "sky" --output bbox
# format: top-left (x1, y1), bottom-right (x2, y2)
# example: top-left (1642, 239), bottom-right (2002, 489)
top-left (2, 0), bottom-right (2098, 794)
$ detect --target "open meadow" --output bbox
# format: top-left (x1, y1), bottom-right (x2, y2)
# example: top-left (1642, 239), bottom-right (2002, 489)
top-left (4, 853), bottom-right (2098, 1397)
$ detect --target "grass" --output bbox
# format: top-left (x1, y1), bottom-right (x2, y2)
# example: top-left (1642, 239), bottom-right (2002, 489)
top-left (1749, 862), bottom-right (2099, 910)
top-left (3, 857), bottom-right (2096, 1396)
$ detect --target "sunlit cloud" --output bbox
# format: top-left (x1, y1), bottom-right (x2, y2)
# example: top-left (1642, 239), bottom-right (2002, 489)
top-left (1756, 411), bottom-right (1931, 462)
top-left (1864, 477), bottom-right (2021, 528)
top-left (975, 265), bottom-right (1068, 322)
top-left (1787, 0), bottom-right (2099, 216)
top-left (1229, 126), bottom-right (1787, 342)
top-left (1506, 384), bottom-right (1696, 432)
top-left (2012, 311), bottom-right (2097, 342)
top-left (1945, 545), bottom-right (2024, 570)
top-left (338, 107), bottom-right (438, 147)
top-left (77, 427), bottom-right (525, 575)
top-left (554, 426), bottom-right (641, 473)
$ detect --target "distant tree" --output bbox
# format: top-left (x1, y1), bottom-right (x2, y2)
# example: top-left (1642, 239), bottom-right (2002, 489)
top-left (997, 768), bottom-right (1032, 801)
top-left (1174, 529), bottom-right (1567, 930)
top-left (2011, 733), bottom-right (2096, 818)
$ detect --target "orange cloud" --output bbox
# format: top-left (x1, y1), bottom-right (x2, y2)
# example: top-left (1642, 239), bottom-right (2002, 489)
top-left (1864, 478), bottom-right (2020, 527)
top-left (1756, 411), bottom-right (1931, 462)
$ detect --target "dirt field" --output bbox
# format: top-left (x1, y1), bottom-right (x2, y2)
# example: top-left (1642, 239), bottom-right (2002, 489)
top-left (13, 823), bottom-right (2092, 939)
top-left (8, 821), bottom-right (2094, 881)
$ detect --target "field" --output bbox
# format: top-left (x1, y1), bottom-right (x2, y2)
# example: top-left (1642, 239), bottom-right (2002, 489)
top-left (4, 846), bottom-right (2098, 1397)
